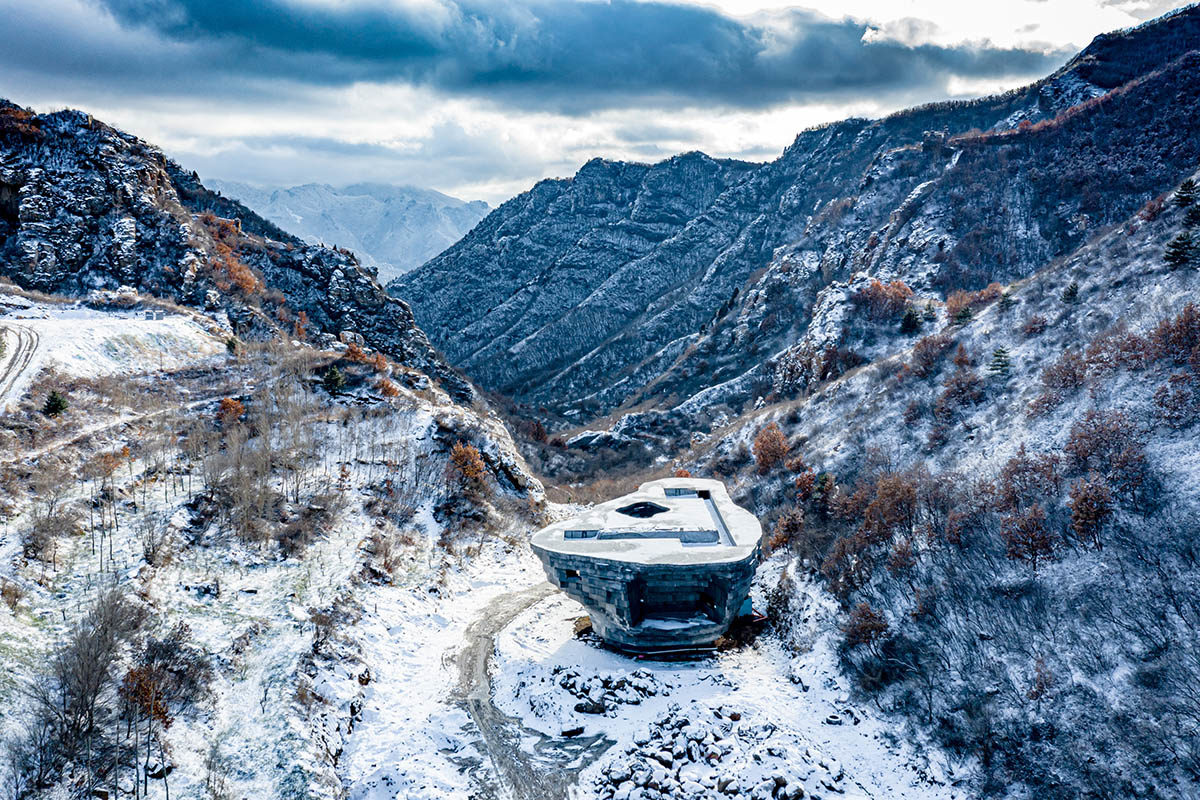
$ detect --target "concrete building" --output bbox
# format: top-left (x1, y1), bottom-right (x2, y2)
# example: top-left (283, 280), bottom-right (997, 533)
top-left (531, 478), bottom-right (763, 651)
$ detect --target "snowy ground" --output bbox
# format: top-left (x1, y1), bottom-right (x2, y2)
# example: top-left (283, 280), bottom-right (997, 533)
top-left (322, 542), bottom-right (970, 800)
top-left (330, 541), bottom-right (547, 800)
top-left (0, 295), bottom-right (225, 408)
top-left (0, 293), bottom-right (974, 800)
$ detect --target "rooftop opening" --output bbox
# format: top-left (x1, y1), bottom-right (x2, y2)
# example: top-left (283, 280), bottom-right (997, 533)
top-left (616, 501), bottom-right (670, 519)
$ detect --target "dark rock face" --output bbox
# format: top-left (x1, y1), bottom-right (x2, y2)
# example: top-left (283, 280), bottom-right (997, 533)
top-left (391, 7), bottom-right (1200, 419)
top-left (392, 152), bottom-right (758, 402)
top-left (0, 102), bottom-right (469, 398)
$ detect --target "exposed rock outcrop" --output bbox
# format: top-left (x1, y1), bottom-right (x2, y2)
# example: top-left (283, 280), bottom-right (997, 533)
top-left (0, 101), bottom-right (470, 399)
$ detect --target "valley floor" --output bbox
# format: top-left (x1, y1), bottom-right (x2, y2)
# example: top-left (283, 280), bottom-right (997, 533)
top-left (327, 544), bottom-right (969, 800)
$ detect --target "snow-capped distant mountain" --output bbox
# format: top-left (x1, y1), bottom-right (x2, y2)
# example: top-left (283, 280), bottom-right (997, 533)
top-left (209, 180), bottom-right (489, 281)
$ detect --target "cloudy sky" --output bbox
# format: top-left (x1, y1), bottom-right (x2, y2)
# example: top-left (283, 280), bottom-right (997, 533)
top-left (0, 0), bottom-right (1186, 203)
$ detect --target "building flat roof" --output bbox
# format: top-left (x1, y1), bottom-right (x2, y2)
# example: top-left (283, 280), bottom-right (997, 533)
top-left (531, 478), bottom-right (762, 566)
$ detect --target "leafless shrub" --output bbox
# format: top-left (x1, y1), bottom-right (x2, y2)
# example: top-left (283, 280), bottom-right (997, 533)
top-left (907, 333), bottom-right (954, 379)
top-left (0, 580), bottom-right (23, 613)
top-left (1021, 314), bottom-right (1048, 337)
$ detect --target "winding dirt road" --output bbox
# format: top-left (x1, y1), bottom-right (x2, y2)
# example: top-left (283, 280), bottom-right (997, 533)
top-left (452, 582), bottom-right (613, 800)
top-left (0, 323), bottom-right (38, 407)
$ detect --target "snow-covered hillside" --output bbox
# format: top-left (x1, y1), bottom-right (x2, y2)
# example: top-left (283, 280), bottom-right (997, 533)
top-left (392, 7), bottom-right (1200, 419)
top-left (3, 8), bottom-right (1200, 800)
top-left (0, 293), bottom-right (225, 410)
top-left (0, 284), bottom-right (550, 800)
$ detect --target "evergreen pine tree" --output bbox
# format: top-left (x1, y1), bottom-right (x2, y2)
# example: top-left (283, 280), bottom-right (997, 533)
top-left (1061, 282), bottom-right (1080, 304)
top-left (954, 306), bottom-right (973, 325)
top-left (42, 390), bottom-right (68, 417)
top-left (1185, 204), bottom-right (1200, 229)
top-left (1165, 230), bottom-right (1196, 269)
top-left (322, 366), bottom-right (346, 395)
top-left (922, 300), bottom-right (937, 322)
top-left (988, 346), bottom-right (1012, 378)
top-left (1175, 179), bottom-right (1197, 208)
top-left (998, 292), bottom-right (1016, 313)
top-left (900, 307), bottom-right (922, 334)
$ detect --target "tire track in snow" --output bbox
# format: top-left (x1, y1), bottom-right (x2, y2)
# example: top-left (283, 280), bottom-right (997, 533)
top-left (0, 323), bottom-right (39, 407)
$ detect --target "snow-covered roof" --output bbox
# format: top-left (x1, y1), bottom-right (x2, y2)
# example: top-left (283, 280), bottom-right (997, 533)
top-left (531, 478), bottom-right (762, 565)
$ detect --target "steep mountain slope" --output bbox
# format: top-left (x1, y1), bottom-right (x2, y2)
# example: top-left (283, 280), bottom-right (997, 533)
top-left (209, 180), bottom-right (489, 282)
top-left (669, 167), bottom-right (1200, 799)
top-left (391, 5), bottom-right (1200, 419)
top-left (0, 102), bottom-right (471, 398)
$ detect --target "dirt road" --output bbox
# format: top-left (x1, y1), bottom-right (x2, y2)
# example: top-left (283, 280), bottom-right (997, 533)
top-left (452, 582), bottom-right (613, 800)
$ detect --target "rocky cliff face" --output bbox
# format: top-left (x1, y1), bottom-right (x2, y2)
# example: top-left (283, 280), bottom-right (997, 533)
top-left (0, 102), bottom-right (471, 398)
top-left (209, 180), bottom-right (489, 282)
top-left (390, 6), bottom-right (1200, 420)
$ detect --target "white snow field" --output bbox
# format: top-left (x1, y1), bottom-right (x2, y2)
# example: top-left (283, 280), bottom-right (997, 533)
top-left (0, 294), bottom-right (225, 408)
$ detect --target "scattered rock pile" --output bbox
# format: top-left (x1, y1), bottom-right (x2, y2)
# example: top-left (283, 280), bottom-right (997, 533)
top-left (555, 667), bottom-right (670, 715)
top-left (588, 705), bottom-right (855, 800)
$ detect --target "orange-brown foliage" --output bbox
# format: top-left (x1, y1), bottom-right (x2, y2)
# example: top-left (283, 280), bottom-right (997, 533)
top-left (768, 507), bottom-right (805, 553)
top-left (217, 397), bottom-right (245, 425)
top-left (0, 107), bottom-right (43, 141)
top-left (995, 445), bottom-right (1061, 512)
top-left (945, 283), bottom-right (1003, 319)
top-left (199, 213), bottom-right (262, 296)
top-left (1068, 475), bottom-right (1114, 549)
top-left (854, 280), bottom-right (914, 320)
top-left (1022, 315), bottom-right (1048, 337)
top-left (1064, 411), bottom-right (1148, 499)
top-left (1029, 350), bottom-right (1088, 414)
top-left (752, 422), bottom-right (789, 474)
top-left (908, 333), bottom-right (954, 379)
top-left (841, 602), bottom-right (889, 648)
top-left (1000, 504), bottom-right (1056, 572)
top-left (449, 441), bottom-right (487, 485)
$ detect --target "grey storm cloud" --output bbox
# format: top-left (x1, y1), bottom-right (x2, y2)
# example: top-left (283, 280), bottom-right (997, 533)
top-left (87, 0), bottom-right (1070, 110)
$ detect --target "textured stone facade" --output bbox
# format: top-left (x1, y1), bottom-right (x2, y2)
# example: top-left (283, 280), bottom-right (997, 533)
top-left (534, 549), bottom-right (758, 650)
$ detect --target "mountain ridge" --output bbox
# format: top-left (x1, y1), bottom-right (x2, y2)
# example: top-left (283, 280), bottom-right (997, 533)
top-left (390, 5), bottom-right (1200, 421)
top-left (0, 100), bottom-right (473, 399)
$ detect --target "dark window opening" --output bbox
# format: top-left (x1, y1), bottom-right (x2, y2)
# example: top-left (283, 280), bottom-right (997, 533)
top-left (697, 490), bottom-right (711, 500)
top-left (564, 529), bottom-right (598, 539)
